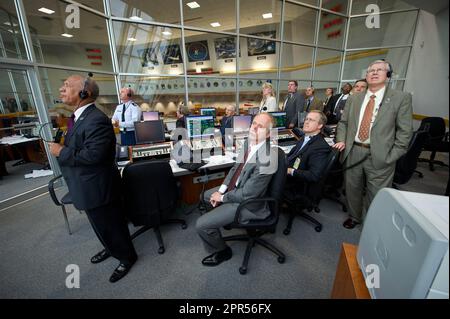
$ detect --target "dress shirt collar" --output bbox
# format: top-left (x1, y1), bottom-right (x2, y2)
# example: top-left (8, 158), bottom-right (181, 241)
top-left (74, 102), bottom-right (94, 122)
top-left (365, 86), bottom-right (386, 102)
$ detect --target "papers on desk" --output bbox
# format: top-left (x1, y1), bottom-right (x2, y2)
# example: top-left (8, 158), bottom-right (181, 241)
top-left (203, 154), bottom-right (235, 166)
top-left (0, 135), bottom-right (39, 145)
top-left (24, 169), bottom-right (53, 179)
top-left (279, 144), bottom-right (295, 154)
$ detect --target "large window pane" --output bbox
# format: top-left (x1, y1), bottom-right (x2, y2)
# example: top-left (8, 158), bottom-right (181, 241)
top-left (289, 0), bottom-right (319, 7)
top-left (77, 0), bottom-right (104, 12)
top-left (280, 43), bottom-right (313, 80)
top-left (0, 0), bottom-right (27, 60)
top-left (0, 69), bottom-right (36, 115)
top-left (183, 0), bottom-right (236, 33)
top-left (240, 0), bottom-right (282, 40)
top-left (110, 0), bottom-right (180, 24)
top-left (347, 11), bottom-right (417, 49)
top-left (239, 36), bottom-right (279, 79)
top-left (314, 48), bottom-right (342, 81)
top-left (23, 0), bottom-right (113, 71)
top-left (343, 47), bottom-right (411, 80)
top-left (278, 79), bottom-right (310, 103)
top-left (113, 21), bottom-right (184, 75)
top-left (317, 12), bottom-right (346, 49)
top-left (322, 0), bottom-right (349, 15)
top-left (283, 2), bottom-right (317, 45)
top-left (351, 0), bottom-right (416, 15)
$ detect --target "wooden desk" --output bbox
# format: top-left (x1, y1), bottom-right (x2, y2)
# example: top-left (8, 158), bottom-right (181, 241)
top-left (331, 243), bottom-right (371, 299)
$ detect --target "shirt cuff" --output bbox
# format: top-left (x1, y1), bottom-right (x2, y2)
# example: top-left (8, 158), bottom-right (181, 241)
top-left (218, 184), bottom-right (227, 194)
top-left (290, 169), bottom-right (296, 176)
top-left (220, 195), bottom-right (224, 202)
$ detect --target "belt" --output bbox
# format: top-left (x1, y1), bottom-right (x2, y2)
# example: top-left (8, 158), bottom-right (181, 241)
top-left (353, 141), bottom-right (370, 149)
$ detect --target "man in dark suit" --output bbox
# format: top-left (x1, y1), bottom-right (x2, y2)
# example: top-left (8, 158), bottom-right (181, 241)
top-left (282, 80), bottom-right (306, 128)
top-left (325, 83), bottom-right (352, 125)
top-left (196, 113), bottom-right (278, 266)
top-left (48, 75), bottom-right (137, 283)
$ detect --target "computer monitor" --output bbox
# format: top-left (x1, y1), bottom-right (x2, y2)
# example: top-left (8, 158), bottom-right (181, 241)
top-left (200, 108), bottom-right (216, 119)
top-left (247, 107), bottom-right (259, 116)
top-left (165, 121), bottom-right (177, 132)
top-left (233, 115), bottom-right (252, 133)
top-left (134, 120), bottom-right (165, 144)
top-left (269, 111), bottom-right (287, 129)
top-left (357, 188), bottom-right (449, 299)
top-left (185, 115), bottom-right (215, 139)
top-left (142, 111), bottom-right (159, 121)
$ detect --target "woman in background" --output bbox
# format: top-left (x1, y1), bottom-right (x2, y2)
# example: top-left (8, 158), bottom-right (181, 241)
top-left (259, 82), bottom-right (277, 113)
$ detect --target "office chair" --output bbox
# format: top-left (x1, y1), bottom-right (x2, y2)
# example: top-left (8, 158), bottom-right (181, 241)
top-left (223, 147), bottom-right (287, 275)
top-left (393, 129), bottom-right (428, 188)
top-left (48, 175), bottom-right (83, 235)
top-left (282, 148), bottom-right (340, 234)
top-left (122, 160), bottom-right (187, 254)
top-left (418, 117), bottom-right (449, 171)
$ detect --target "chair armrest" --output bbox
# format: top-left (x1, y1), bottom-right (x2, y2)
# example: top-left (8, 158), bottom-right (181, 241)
top-left (445, 131), bottom-right (449, 143)
top-left (234, 197), bottom-right (278, 224)
top-left (48, 175), bottom-right (64, 206)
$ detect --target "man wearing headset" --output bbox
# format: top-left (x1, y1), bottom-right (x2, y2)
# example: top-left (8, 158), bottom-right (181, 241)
top-left (112, 87), bottom-right (142, 146)
top-left (48, 75), bottom-right (137, 283)
top-left (333, 60), bottom-right (413, 229)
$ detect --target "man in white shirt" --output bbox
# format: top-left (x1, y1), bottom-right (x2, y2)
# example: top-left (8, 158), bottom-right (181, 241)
top-left (112, 87), bottom-right (142, 146)
top-left (196, 113), bottom-right (278, 266)
top-left (333, 60), bottom-right (413, 229)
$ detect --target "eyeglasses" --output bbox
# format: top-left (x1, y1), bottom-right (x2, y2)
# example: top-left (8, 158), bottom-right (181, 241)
top-left (304, 117), bottom-right (319, 123)
top-left (367, 68), bottom-right (387, 74)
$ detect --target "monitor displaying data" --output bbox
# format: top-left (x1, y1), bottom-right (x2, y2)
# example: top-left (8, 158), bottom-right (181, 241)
top-left (165, 121), bottom-right (177, 132)
top-left (200, 108), bottom-right (216, 119)
top-left (185, 115), bottom-right (215, 139)
top-left (270, 112), bottom-right (287, 129)
top-left (142, 111), bottom-right (159, 121)
top-left (134, 120), bottom-right (165, 144)
top-left (233, 115), bottom-right (252, 133)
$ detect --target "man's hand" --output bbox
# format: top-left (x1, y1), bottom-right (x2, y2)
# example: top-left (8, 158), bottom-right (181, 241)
top-left (288, 123), bottom-right (294, 129)
top-left (48, 142), bottom-right (64, 157)
top-left (287, 168), bottom-right (294, 176)
top-left (210, 191), bottom-right (223, 208)
top-left (333, 141), bottom-right (346, 152)
top-left (112, 119), bottom-right (119, 128)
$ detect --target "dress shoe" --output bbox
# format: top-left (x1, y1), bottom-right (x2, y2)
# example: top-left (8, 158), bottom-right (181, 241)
top-left (109, 260), bottom-right (136, 283)
top-left (202, 247), bottom-right (232, 267)
top-left (90, 249), bottom-right (111, 264)
top-left (343, 218), bottom-right (361, 229)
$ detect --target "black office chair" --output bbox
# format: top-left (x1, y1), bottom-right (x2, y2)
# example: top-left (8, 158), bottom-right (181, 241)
top-left (48, 175), bottom-right (83, 235)
top-left (223, 147), bottom-right (287, 275)
top-left (393, 129), bottom-right (428, 188)
top-left (282, 148), bottom-right (340, 234)
top-left (418, 117), bottom-right (449, 171)
top-left (122, 160), bottom-right (187, 254)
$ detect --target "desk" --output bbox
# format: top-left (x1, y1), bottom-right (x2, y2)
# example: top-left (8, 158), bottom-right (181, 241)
top-left (0, 135), bottom-right (47, 168)
top-left (331, 243), bottom-right (371, 299)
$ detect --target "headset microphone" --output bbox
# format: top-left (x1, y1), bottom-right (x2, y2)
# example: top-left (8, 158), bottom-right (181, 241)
top-left (79, 72), bottom-right (94, 100)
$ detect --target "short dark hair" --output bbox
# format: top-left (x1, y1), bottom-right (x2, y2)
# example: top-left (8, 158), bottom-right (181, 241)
top-left (308, 110), bottom-right (327, 126)
top-left (288, 80), bottom-right (298, 87)
top-left (354, 79), bottom-right (367, 85)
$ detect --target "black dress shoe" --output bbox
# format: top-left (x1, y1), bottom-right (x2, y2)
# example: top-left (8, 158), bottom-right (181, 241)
top-left (90, 249), bottom-right (111, 264)
top-left (202, 247), bottom-right (232, 267)
top-left (343, 218), bottom-right (361, 229)
top-left (109, 261), bottom-right (135, 283)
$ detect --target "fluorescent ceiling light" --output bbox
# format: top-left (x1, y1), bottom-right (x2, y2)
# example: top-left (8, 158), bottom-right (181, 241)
top-left (210, 22), bottom-right (221, 27)
top-left (3, 22), bottom-right (18, 26)
top-left (8, 29), bottom-right (19, 34)
top-left (61, 33), bottom-right (73, 38)
top-left (129, 16), bottom-right (142, 21)
top-left (186, 1), bottom-right (200, 9)
top-left (38, 7), bottom-right (55, 14)
top-left (127, 37), bottom-right (137, 41)
top-left (162, 31), bottom-right (172, 36)
top-left (262, 13), bottom-right (273, 19)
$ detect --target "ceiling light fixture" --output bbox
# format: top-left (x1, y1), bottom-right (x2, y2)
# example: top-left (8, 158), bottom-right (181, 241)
top-left (162, 31), bottom-right (172, 36)
top-left (129, 16), bottom-right (142, 21)
top-left (3, 22), bottom-right (18, 26)
top-left (61, 33), bottom-right (73, 38)
top-left (38, 7), bottom-right (55, 14)
top-left (186, 2), bottom-right (200, 9)
top-left (210, 22), bottom-right (221, 27)
top-left (262, 13), bottom-right (273, 19)
top-left (127, 37), bottom-right (137, 41)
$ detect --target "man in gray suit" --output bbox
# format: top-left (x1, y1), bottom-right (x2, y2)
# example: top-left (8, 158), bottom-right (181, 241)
top-left (282, 80), bottom-right (306, 128)
top-left (333, 60), bottom-right (413, 229)
top-left (196, 113), bottom-right (278, 266)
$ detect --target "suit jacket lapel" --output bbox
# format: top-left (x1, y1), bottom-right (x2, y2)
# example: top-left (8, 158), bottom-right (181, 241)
top-left (65, 105), bottom-right (96, 142)
top-left (372, 89), bottom-right (393, 129)
top-left (353, 93), bottom-right (365, 130)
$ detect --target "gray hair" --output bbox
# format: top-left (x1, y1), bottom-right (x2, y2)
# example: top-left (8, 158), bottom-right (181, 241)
top-left (367, 60), bottom-right (392, 73)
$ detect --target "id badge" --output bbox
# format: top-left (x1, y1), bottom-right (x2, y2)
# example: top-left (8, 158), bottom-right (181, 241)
top-left (293, 157), bottom-right (301, 170)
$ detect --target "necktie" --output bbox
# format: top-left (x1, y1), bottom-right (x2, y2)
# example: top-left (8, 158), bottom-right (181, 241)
top-left (228, 147), bottom-right (251, 191)
top-left (282, 94), bottom-right (291, 111)
top-left (121, 103), bottom-right (126, 122)
top-left (358, 95), bottom-right (376, 142)
top-left (67, 113), bottom-right (75, 135)
top-left (306, 99), bottom-right (311, 112)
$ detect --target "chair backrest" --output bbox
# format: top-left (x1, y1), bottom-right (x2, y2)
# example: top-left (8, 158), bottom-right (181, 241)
top-left (122, 160), bottom-right (178, 226)
top-left (419, 117), bottom-right (446, 142)
top-left (394, 130), bottom-right (428, 185)
top-left (267, 147), bottom-right (287, 200)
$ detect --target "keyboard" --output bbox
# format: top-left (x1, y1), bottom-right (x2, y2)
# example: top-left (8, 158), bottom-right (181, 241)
top-left (278, 139), bottom-right (298, 147)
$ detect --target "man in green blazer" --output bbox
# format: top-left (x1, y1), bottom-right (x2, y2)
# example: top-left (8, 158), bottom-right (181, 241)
top-left (333, 60), bottom-right (413, 228)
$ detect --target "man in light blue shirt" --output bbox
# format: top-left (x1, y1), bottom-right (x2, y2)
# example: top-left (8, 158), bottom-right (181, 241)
top-left (112, 87), bottom-right (142, 146)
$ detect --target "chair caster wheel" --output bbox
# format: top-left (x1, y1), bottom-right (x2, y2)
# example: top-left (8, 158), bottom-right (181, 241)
top-left (315, 226), bottom-right (322, 232)
top-left (283, 229), bottom-right (290, 235)
top-left (158, 247), bottom-right (165, 254)
top-left (181, 223), bottom-right (187, 229)
top-left (314, 207), bottom-right (320, 213)
top-left (239, 267), bottom-right (247, 275)
top-left (278, 256), bottom-right (285, 264)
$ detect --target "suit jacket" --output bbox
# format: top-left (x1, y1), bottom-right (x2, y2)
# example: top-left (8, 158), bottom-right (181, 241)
top-left (305, 97), bottom-right (324, 112)
top-left (220, 115), bottom-right (233, 137)
top-left (58, 104), bottom-right (121, 210)
top-left (286, 134), bottom-right (330, 183)
top-left (325, 94), bottom-right (348, 124)
top-left (336, 89), bottom-right (413, 169)
top-left (176, 116), bottom-right (186, 129)
top-left (283, 92), bottom-right (305, 127)
top-left (222, 140), bottom-right (278, 221)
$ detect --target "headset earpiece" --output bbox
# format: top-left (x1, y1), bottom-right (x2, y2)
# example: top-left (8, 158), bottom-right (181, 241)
top-left (79, 72), bottom-right (93, 100)
top-left (386, 62), bottom-right (393, 78)
top-left (127, 85), bottom-right (132, 98)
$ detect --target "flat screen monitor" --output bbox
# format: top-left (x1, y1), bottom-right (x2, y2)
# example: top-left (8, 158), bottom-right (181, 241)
top-left (233, 115), bottom-right (252, 133)
top-left (134, 120), bottom-right (165, 144)
top-left (247, 107), bottom-right (259, 116)
top-left (142, 111), bottom-right (159, 121)
top-left (185, 115), bottom-right (215, 139)
top-left (200, 108), bottom-right (216, 119)
top-left (165, 121), bottom-right (177, 132)
top-left (269, 111), bottom-right (287, 129)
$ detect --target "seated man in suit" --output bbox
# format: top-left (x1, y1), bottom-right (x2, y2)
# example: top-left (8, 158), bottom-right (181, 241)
top-left (196, 113), bottom-right (278, 266)
top-left (285, 110), bottom-right (331, 193)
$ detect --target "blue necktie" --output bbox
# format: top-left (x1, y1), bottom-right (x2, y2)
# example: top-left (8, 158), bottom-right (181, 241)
top-left (121, 104), bottom-right (126, 122)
